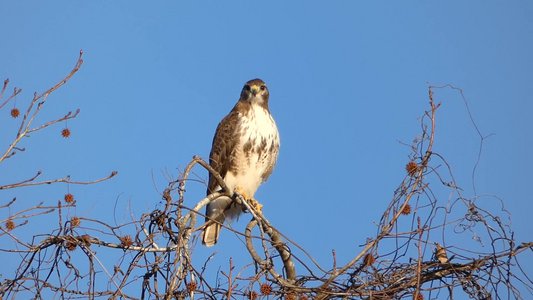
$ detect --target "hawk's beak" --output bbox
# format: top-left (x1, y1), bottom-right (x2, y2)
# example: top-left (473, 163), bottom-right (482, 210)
top-left (250, 86), bottom-right (259, 96)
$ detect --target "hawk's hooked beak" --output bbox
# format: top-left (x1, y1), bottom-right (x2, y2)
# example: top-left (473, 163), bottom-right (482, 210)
top-left (250, 86), bottom-right (260, 96)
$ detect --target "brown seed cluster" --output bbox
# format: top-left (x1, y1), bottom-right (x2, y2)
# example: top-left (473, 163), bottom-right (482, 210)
top-left (285, 293), bottom-right (296, 300)
top-left (186, 281), bottom-right (197, 293)
top-left (401, 203), bottom-right (412, 215)
top-left (5, 219), bottom-right (15, 231)
top-left (70, 217), bottom-right (80, 228)
top-left (64, 193), bottom-right (75, 203)
top-left (364, 253), bottom-right (376, 266)
top-left (65, 238), bottom-right (77, 251)
top-left (79, 234), bottom-right (92, 246)
top-left (10, 108), bottom-right (20, 118)
top-left (61, 128), bottom-right (71, 138)
top-left (120, 235), bottom-right (133, 247)
top-left (406, 161), bottom-right (419, 176)
top-left (414, 293), bottom-right (424, 300)
top-left (248, 291), bottom-right (258, 300)
top-left (260, 283), bottom-right (272, 295)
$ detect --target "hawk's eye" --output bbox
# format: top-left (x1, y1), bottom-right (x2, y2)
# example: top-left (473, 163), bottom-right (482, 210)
top-left (244, 85), bottom-right (251, 91)
top-left (260, 85), bottom-right (266, 91)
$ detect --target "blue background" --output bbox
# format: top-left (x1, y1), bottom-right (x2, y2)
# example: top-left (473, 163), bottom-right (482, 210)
top-left (1, 1), bottom-right (531, 297)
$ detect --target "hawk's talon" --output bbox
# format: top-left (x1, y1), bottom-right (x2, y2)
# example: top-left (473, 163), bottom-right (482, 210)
top-left (233, 186), bottom-right (262, 213)
top-left (248, 198), bottom-right (263, 213)
top-left (234, 186), bottom-right (250, 201)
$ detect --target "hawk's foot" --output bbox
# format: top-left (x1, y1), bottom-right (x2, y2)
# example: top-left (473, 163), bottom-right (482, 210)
top-left (247, 198), bottom-right (263, 213)
top-left (233, 186), bottom-right (250, 201)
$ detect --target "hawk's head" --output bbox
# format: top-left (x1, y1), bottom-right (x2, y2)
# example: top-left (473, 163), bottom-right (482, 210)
top-left (240, 78), bottom-right (269, 107)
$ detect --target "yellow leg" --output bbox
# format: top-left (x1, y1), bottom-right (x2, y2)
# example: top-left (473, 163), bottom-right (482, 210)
top-left (233, 186), bottom-right (263, 212)
top-left (248, 198), bottom-right (263, 213)
top-left (233, 186), bottom-right (250, 200)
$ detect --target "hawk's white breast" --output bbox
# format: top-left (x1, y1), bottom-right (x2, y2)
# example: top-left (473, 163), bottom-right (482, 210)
top-left (224, 103), bottom-right (279, 200)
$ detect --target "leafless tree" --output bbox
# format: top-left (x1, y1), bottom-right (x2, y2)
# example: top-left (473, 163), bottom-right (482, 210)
top-left (0, 53), bottom-right (531, 299)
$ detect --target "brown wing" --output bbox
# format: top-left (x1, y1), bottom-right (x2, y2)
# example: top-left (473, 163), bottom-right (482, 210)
top-left (203, 105), bottom-right (243, 246)
top-left (206, 106), bottom-right (242, 195)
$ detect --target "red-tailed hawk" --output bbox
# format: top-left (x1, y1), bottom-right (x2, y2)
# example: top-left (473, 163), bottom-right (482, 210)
top-left (202, 78), bottom-right (280, 247)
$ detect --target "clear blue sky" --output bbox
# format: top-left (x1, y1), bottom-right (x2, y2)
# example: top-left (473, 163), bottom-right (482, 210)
top-left (1, 1), bottom-right (532, 297)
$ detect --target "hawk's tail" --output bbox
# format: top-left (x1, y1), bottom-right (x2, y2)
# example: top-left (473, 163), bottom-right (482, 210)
top-left (202, 223), bottom-right (221, 247)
